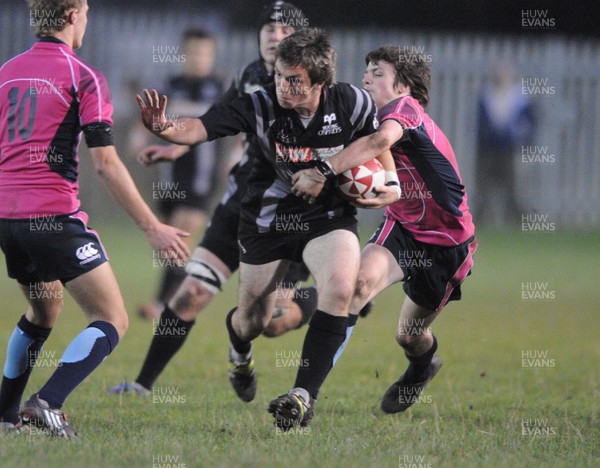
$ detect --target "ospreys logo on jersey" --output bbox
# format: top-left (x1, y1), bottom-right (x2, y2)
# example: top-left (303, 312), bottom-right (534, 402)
top-left (318, 113), bottom-right (342, 136)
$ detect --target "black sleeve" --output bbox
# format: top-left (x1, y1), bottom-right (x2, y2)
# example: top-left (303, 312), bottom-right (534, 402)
top-left (82, 122), bottom-right (114, 148)
top-left (200, 94), bottom-right (256, 141)
top-left (351, 87), bottom-right (378, 140)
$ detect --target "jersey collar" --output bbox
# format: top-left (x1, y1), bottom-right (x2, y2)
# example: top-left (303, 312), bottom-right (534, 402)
top-left (38, 36), bottom-right (68, 46)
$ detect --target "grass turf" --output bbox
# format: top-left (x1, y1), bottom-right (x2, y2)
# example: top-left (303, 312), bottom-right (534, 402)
top-left (0, 224), bottom-right (598, 467)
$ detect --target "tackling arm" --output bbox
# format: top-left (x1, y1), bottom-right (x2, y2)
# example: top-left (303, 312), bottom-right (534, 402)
top-left (291, 120), bottom-right (404, 202)
top-left (328, 120), bottom-right (403, 175)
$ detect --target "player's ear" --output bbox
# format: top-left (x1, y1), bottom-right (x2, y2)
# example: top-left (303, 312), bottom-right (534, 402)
top-left (395, 81), bottom-right (410, 96)
top-left (311, 81), bottom-right (325, 92)
top-left (64, 8), bottom-right (78, 26)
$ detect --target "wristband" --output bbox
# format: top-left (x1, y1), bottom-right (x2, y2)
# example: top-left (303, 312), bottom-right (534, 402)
top-left (385, 171), bottom-right (401, 199)
top-left (385, 170), bottom-right (400, 185)
top-left (314, 160), bottom-right (337, 181)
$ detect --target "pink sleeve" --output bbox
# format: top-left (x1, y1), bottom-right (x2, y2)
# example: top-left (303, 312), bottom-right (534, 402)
top-left (381, 97), bottom-right (423, 129)
top-left (78, 65), bottom-right (114, 127)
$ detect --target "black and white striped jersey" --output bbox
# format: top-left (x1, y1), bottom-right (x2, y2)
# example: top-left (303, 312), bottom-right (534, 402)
top-left (201, 82), bottom-right (378, 232)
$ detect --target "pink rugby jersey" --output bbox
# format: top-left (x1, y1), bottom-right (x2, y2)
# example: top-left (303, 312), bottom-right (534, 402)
top-left (380, 95), bottom-right (475, 246)
top-left (0, 37), bottom-right (114, 219)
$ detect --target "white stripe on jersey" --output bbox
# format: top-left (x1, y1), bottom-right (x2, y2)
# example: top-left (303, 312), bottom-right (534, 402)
top-left (349, 85), bottom-right (373, 132)
top-left (61, 50), bottom-right (105, 122)
top-left (0, 78), bottom-right (70, 106)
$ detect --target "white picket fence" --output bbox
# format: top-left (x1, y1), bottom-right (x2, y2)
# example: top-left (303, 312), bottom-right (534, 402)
top-left (2, 5), bottom-right (599, 227)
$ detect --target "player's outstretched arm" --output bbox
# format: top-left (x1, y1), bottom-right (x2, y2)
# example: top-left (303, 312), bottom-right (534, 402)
top-left (90, 145), bottom-right (191, 261)
top-left (136, 89), bottom-right (207, 148)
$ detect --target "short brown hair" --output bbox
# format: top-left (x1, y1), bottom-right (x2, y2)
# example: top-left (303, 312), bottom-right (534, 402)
top-left (276, 28), bottom-right (336, 86)
top-left (365, 45), bottom-right (432, 106)
top-left (28, 0), bottom-right (84, 38)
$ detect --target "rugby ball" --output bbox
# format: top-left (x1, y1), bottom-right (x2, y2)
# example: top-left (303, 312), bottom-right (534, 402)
top-left (338, 159), bottom-right (386, 199)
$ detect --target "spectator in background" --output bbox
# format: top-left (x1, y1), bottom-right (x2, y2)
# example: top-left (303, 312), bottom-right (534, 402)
top-left (475, 60), bottom-right (535, 226)
top-left (130, 29), bottom-right (225, 319)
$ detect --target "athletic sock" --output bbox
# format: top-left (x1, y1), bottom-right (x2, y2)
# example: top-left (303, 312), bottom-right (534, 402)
top-left (292, 286), bottom-right (318, 327)
top-left (403, 334), bottom-right (438, 382)
top-left (226, 308), bottom-right (252, 356)
top-left (135, 306), bottom-right (195, 390)
top-left (294, 310), bottom-right (348, 399)
top-left (332, 313), bottom-right (358, 365)
top-left (157, 266), bottom-right (187, 304)
top-left (37, 321), bottom-right (119, 409)
top-left (0, 316), bottom-right (51, 424)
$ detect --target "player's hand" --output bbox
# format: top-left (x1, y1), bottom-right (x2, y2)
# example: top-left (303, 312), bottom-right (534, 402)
top-left (291, 168), bottom-right (326, 204)
top-left (136, 89), bottom-right (174, 136)
top-left (137, 145), bottom-right (189, 165)
top-left (353, 185), bottom-right (400, 209)
top-left (144, 222), bottom-right (191, 262)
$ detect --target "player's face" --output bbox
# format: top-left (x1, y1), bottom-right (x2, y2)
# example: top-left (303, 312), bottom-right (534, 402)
top-left (183, 38), bottom-right (216, 78)
top-left (259, 22), bottom-right (295, 67)
top-left (274, 60), bottom-right (323, 114)
top-left (362, 61), bottom-right (405, 108)
top-left (71, 0), bottom-right (89, 49)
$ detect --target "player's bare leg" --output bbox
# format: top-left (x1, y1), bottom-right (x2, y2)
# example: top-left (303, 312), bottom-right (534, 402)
top-left (140, 206), bottom-right (208, 319)
top-left (352, 243), bottom-right (404, 311)
top-left (304, 230), bottom-right (360, 316)
top-left (20, 281), bottom-right (65, 327)
top-left (269, 229), bottom-right (360, 429)
top-left (262, 289), bottom-right (304, 337)
top-left (226, 260), bottom-right (290, 402)
top-left (65, 263), bottom-right (129, 338)
top-left (381, 296), bottom-right (442, 414)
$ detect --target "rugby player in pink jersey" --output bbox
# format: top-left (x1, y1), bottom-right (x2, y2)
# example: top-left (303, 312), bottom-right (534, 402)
top-left (292, 45), bottom-right (477, 413)
top-left (0, 0), bottom-right (189, 438)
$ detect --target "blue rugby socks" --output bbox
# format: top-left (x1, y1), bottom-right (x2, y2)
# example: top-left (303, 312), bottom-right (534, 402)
top-left (37, 321), bottom-right (119, 409)
top-left (0, 316), bottom-right (51, 424)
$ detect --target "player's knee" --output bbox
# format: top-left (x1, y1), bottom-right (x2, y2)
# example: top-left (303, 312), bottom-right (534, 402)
top-left (262, 322), bottom-right (280, 338)
top-left (44, 300), bottom-right (65, 319)
top-left (171, 281), bottom-right (212, 317)
top-left (396, 331), bottom-right (426, 351)
top-left (322, 275), bottom-right (355, 307)
top-left (236, 305), bottom-right (270, 340)
top-left (110, 311), bottom-right (129, 339)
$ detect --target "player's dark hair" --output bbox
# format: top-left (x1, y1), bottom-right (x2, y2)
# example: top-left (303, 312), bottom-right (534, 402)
top-left (182, 28), bottom-right (215, 44)
top-left (366, 46), bottom-right (431, 106)
top-left (276, 28), bottom-right (336, 86)
top-left (28, 0), bottom-right (84, 38)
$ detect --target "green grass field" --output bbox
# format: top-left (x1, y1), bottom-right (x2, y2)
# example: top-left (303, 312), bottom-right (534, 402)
top-left (0, 224), bottom-right (598, 467)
